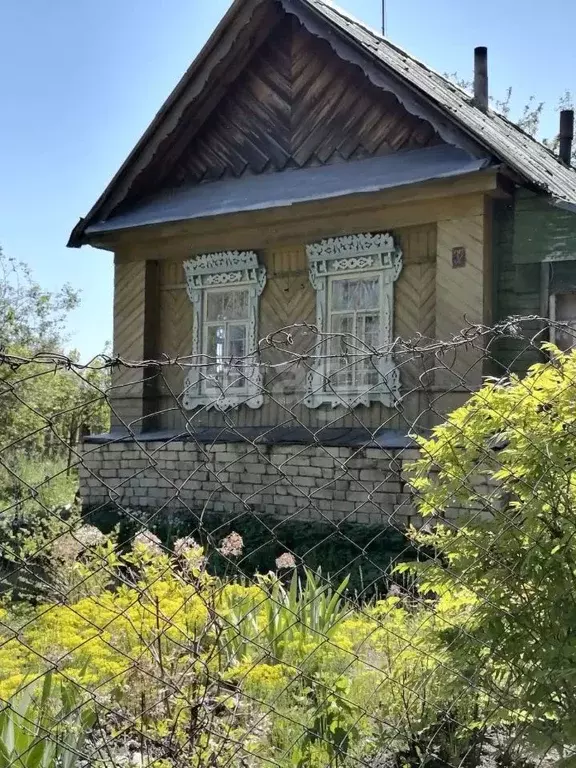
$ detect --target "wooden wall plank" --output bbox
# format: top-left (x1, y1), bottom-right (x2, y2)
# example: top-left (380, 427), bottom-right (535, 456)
top-left (157, 261), bottom-right (194, 430)
top-left (435, 203), bottom-right (487, 388)
top-left (111, 260), bottom-right (147, 431)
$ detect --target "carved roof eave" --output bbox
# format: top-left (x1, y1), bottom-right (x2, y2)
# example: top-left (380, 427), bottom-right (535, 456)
top-left (67, 0), bottom-right (491, 249)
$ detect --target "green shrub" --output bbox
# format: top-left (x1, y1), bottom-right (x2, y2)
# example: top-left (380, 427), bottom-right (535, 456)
top-left (0, 532), bottom-right (488, 767)
top-left (0, 455), bottom-right (80, 601)
top-left (0, 673), bottom-right (95, 768)
top-left (405, 344), bottom-right (576, 756)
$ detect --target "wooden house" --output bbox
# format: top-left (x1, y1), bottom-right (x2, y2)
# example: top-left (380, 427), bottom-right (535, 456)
top-left (70, 0), bottom-right (576, 525)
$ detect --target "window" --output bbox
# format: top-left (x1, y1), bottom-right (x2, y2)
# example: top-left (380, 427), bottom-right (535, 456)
top-left (204, 289), bottom-right (249, 393)
top-left (543, 257), bottom-right (576, 352)
top-left (183, 250), bottom-right (266, 410)
top-left (550, 292), bottom-right (576, 351)
top-left (305, 233), bottom-right (403, 409)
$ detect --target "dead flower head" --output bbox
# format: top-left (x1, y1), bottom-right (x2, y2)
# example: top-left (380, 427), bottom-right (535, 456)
top-left (218, 531), bottom-right (244, 558)
top-left (51, 525), bottom-right (106, 562)
top-left (173, 535), bottom-right (200, 556)
top-left (275, 552), bottom-right (297, 570)
top-left (76, 525), bottom-right (107, 548)
top-left (132, 530), bottom-right (163, 555)
top-left (51, 534), bottom-right (84, 564)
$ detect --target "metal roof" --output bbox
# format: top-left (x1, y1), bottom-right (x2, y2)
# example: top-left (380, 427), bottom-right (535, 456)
top-left (302, 0), bottom-right (576, 207)
top-left (86, 146), bottom-right (490, 235)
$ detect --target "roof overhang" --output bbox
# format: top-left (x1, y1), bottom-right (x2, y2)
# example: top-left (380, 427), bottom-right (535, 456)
top-left (84, 146), bottom-right (493, 239)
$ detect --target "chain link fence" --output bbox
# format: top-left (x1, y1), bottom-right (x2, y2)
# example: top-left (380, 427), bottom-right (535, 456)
top-left (0, 316), bottom-right (575, 767)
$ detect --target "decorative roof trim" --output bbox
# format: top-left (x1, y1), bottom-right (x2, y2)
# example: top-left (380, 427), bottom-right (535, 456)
top-left (279, 0), bottom-right (483, 158)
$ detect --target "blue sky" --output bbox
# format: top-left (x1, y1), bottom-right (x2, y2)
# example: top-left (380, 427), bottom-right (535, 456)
top-left (0, 0), bottom-right (574, 360)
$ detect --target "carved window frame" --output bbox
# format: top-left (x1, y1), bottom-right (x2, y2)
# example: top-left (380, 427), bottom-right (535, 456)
top-left (183, 250), bottom-right (266, 411)
top-left (305, 233), bottom-right (403, 409)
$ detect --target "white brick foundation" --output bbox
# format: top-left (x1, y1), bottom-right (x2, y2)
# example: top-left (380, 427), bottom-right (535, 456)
top-left (79, 440), bottom-right (425, 527)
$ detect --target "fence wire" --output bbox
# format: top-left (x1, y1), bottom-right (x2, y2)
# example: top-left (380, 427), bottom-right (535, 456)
top-left (0, 316), bottom-right (575, 767)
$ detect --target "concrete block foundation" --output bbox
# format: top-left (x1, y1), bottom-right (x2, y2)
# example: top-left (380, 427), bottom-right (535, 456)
top-left (79, 439), bottom-right (425, 528)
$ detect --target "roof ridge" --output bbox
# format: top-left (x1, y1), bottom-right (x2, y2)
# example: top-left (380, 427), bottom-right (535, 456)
top-left (303, 0), bottom-right (473, 101)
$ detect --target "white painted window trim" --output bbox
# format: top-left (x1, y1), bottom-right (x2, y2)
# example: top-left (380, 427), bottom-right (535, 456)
top-left (183, 250), bottom-right (266, 411)
top-left (304, 232), bottom-right (403, 409)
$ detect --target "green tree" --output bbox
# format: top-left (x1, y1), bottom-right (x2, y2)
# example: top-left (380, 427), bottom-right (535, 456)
top-left (448, 75), bottom-right (575, 162)
top-left (0, 246), bottom-right (79, 352)
top-left (406, 345), bottom-right (576, 756)
top-left (0, 245), bottom-right (110, 599)
top-left (0, 246), bottom-right (110, 454)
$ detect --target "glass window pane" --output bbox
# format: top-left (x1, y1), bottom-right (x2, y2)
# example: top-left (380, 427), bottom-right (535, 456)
top-left (329, 314), bottom-right (353, 388)
top-left (358, 363), bottom-right (380, 388)
top-left (228, 325), bottom-right (248, 391)
top-left (554, 293), bottom-right (576, 351)
top-left (331, 277), bottom-right (379, 311)
top-left (206, 326), bottom-right (225, 359)
top-left (206, 290), bottom-right (249, 321)
top-left (205, 324), bottom-right (249, 391)
top-left (358, 313), bottom-right (381, 348)
top-left (205, 326), bottom-right (225, 384)
top-left (331, 313), bottom-right (354, 337)
top-left (228, 324), bottom-right (247, 359)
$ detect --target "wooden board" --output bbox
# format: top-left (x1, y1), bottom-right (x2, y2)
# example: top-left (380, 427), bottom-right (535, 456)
top-left (154, 18), bottom-right (442, 187)
top-left (435, 203), bottom-right (487, 388)
top-left (107, 181), bottom-right (497, 257)
top-left (110, 260), bottom-right (147, 430)
top-left (152, 262), bottom-right (194, 428)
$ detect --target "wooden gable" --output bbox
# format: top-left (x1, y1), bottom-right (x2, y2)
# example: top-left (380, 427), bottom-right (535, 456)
top-left (72, 0), bottom-right (490, 246)
top-left (169, 19), bottom-right (444, 184)
top-left (131, 16), bottom-right (444, 197)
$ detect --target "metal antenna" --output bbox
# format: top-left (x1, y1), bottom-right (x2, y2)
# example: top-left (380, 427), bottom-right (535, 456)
top-left (381, 0), bottom-right (386, 35)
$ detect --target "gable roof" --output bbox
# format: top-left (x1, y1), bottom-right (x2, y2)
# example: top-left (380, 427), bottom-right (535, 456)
top-left (68, 0), bottom-right (576, 247)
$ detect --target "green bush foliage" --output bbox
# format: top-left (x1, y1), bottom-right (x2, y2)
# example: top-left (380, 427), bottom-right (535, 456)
top-left (406, 344), bottom-right (576, 758)
top-left (0, 246), bottom-right (110, 599)
top-left (0, 674), bottom-right (95, 768)
top-left (0, 533), bottom-right (483, 767)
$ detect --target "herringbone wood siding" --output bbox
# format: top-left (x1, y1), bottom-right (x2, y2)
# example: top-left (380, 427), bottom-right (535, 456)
top-left (156, 262), bottom-right (194, 429)
top-left (163, 20), bottom-right (442, 186)
top-left (436, 204), bottom-right (486, 391)
top-left (260, 244), bottom-right (316, 392)
top-left (111, 260), bottom-right (147, 429)
top-left (394, 224), bottom-right (437, 390)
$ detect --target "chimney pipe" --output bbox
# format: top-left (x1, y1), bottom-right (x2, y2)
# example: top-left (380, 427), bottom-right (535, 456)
top-left (473, 46), bottom-right (489, 112)
top-left (559, 109), bottom-right (574, 165)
